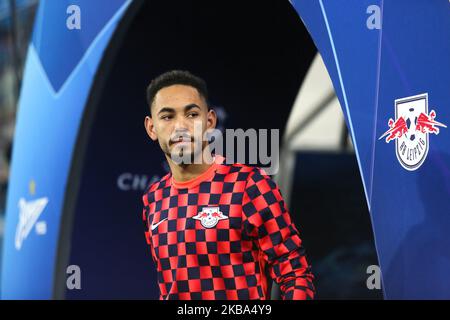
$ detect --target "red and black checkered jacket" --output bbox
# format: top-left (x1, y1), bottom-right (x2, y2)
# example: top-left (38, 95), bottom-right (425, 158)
top-left (141, 155), bottom-right (315, 300)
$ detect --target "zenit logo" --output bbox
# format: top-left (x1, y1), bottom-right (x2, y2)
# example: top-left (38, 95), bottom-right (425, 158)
top-left (379, 93), bottom-right (446, 171)
top-left (15, 180), bottom-right (48, 250)
top-left (15, 197), bottom-right (48, 250)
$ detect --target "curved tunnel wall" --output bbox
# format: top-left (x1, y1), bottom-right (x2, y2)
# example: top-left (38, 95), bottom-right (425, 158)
top-left (5, 0), bottom-right (449, 300)
top-left (1, 0), bottom-right (316, 299)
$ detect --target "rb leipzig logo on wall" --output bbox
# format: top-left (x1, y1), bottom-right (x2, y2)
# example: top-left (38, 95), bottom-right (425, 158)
top-left (379, 93), bottom-right (446, 171)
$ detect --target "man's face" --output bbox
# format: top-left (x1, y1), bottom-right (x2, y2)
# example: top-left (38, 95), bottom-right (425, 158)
top-left (144, 84), bottom-right (216, 163)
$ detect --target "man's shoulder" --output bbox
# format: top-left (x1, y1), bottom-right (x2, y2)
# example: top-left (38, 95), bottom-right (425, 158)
top-left (219, 158), bottom-right (271, 184)
top-left (142, 172), bottom-right (171, 198)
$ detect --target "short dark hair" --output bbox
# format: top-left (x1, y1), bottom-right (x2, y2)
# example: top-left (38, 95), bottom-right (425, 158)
top-left (146, 70), bottom-right (209, 116)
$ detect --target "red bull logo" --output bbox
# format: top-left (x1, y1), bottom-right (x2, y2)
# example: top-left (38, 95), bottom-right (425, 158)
top-left (415, 110), bottom-right (446, 134)
top-left (379, 117), bottom-right (409, 143)
top-left (379, 93), bottom-right (446, 171)
top-left (193, 206), bottom-right (228, 228)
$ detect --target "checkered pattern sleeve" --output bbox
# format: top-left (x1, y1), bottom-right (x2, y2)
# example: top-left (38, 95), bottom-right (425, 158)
top-left (242, 168), bottom-right (315, 300)
top-left (142, 193), bottom-right (157, 265)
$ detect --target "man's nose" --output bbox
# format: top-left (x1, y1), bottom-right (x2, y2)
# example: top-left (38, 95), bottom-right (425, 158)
top-left (173, 115), bottom-right (188, 131)
top-left (172, 119), bottom-right (191, 140)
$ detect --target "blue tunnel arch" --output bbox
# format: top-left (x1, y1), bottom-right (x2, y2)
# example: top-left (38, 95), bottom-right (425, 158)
top-left (3, 0), bottom-right (450, 300)
top-left (2, 0), bottom-right (316, 299)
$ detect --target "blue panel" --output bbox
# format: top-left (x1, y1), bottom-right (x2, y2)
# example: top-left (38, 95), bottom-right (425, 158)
top-left (32, 0), bottom-right (128, 92)
top-left (293, 0), bottom-right (450, 298)
top-left (372, 0), bottom-right (450, 299)
top-left (1, 0), bottom-right (131, 299)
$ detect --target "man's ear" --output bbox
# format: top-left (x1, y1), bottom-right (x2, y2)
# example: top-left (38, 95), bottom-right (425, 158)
top-left (144, 116), bottom-right (158, 141)
top-left (206, 108), bottom-right (217, 130)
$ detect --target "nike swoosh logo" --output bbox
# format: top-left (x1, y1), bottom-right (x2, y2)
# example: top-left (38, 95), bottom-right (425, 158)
top-left (150, 217), bottom-right (168, 231)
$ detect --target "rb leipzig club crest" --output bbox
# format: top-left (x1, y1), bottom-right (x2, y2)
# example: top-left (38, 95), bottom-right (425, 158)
top-left (379, 93), bottom-right (446, 171)
top-left (193, 206), bottom-right (228, 228)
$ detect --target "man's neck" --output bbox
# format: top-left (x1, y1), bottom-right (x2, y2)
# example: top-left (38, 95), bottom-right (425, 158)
top-left (166, 154), bottom-right (215, 183)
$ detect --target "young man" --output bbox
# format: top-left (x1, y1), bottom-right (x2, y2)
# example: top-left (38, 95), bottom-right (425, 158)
top-left (142, 70), bottom-right (315, 300)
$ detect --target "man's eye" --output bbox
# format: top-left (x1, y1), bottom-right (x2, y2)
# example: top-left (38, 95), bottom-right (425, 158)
top-left (187, 113), bottom-right (199, 118)
top-left (160, 115), bottom-right (172, 120)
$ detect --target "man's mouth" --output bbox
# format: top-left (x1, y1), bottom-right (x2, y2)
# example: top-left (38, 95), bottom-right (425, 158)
top-left (170, 136), bottom-right (192, 145)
